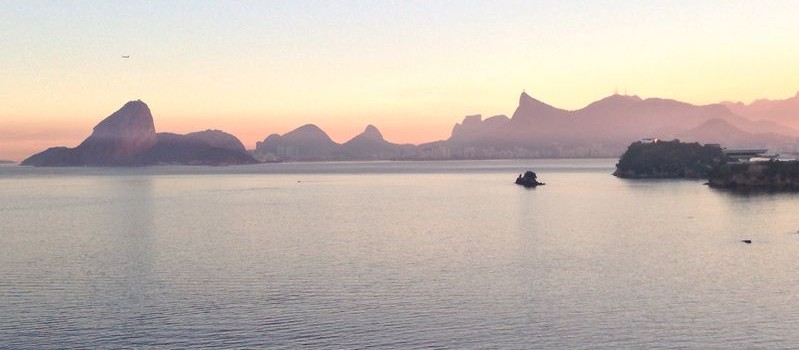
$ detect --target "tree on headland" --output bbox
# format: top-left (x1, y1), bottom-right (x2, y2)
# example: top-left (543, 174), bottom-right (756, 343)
top-left (614, 140), bottom-right (726, 178)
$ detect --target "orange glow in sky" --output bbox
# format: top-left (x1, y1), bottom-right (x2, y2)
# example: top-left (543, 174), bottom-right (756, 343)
top-left (2, 1), bottom-right (799, 161)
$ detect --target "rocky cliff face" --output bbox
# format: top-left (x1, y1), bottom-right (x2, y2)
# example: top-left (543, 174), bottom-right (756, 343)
top-left (23, 101), bottom-right (157, 166)
top-left (79, 100), bottom-right (157, 160)
top-left (21, 101), bottom-right (256, 166)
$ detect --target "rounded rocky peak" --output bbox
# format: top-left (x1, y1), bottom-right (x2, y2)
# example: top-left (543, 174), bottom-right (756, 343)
top-left (88, 100), bottom-right (156, 145)
top-left (185, 129), bottom-right (246, 151)
top-left (74, 99), bottom-right (158, 163)
top-left (124, 99), bottom-right (147, 108)
top-left (94, 100), bottom-right (154, 132)
top-left (284, 124), bottom-right (334, 142)
top-left (360, 125), bottom-right (384, 140)
top-left (263, 133), bottom-right (282, 142)
top-left (293, 124), bottom-right (326, 135)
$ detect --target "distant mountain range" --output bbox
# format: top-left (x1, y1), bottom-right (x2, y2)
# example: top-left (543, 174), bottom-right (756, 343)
top-left (20, 91), bottom-right (799, 166)
top-left (254, 91), bottom-right (799, 161)
top-left (22, 101), bottom-right (257, 166)
top-left (722, 92), bottom-right (799, 130)
top-left (254, 124), bottom-right (416, 161)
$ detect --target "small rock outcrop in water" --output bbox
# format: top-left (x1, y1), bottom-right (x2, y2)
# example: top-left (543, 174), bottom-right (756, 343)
top-left (708, 160), bottom-right (799, 191)
top-left (21, 101), bottom-right (257, 166)
top-left (614, 140), bottom-right (726, 178)
top-left (515, 171), bottom-right (545, 187)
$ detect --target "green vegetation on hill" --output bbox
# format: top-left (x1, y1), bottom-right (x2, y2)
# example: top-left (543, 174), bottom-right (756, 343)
top-left (708, 160), bottom-right (799, 190)
top-left (614, 140), bottom-right (726, 178)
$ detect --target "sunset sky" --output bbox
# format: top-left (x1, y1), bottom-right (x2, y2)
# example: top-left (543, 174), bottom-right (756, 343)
top-left (2, 0), bottom-right (799, 161)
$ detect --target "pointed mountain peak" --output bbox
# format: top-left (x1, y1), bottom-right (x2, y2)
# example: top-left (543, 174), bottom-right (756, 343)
top-left (517, 91), bottom-right (559, 110)
top-left (346, 125), bottom-right (386, 144)
top-left (519, 91), bottom-right (543, 106)
top-left (511, 91), bottom-right (568, 122)
top-left (520, 91), bottom-right (532, 102)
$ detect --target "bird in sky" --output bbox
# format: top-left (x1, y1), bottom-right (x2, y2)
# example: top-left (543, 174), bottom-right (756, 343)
top-left (121, 55), bottom-right (130, 59)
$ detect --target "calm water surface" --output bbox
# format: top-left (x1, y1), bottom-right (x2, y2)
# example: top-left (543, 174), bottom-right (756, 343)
top-left (1, 159), bottom-right (799, 349)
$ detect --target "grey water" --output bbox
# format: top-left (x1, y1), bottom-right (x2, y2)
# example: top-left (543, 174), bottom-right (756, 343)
top-left (2, 159), bottom-right (799, 349)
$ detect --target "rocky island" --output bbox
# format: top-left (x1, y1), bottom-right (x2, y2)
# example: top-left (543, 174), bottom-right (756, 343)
top-left (21, 101), bottom-right (257, 167)
top-left (614, 140), bottom-right (726, 178)
top-left (515, 171), bottom-right (545, 187)
top-left (708, 160), bottom-right (799, 190)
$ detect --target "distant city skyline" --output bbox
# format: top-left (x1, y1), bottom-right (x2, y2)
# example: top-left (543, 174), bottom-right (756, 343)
top-left (2, 0), bottom-right (799, 161)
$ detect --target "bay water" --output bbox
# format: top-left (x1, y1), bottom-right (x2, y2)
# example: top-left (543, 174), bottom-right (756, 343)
top-left (1, 160), bottom-right (798, 349)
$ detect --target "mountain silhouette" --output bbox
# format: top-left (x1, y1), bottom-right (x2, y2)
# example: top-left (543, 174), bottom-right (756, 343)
top-left (250, 91), bottom-right (799, 161)
top-left (255, 124), bottom-right (341, 161)
top-left (255, 124), bottom-right (414, 161)
top-left (185, 129), bottom-right (247, 152)
top-left (722, 91), bottom-right (799, 130)
top-left (421, 91), bottom-right (799, 158)
top-left (22, 91), bottom-right (799, 165)
top-left (677, 118), bottom-right (796, 149)
top-left (342, 125), bottom-right (415, 159)
top-left (22, 101), bottom-right (256, 166)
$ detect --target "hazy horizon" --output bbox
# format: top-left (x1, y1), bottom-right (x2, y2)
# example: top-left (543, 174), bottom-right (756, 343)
top-left (5, 89), bottom-right (799, 163)
top-left (3, 0), bottom-right (799, 161)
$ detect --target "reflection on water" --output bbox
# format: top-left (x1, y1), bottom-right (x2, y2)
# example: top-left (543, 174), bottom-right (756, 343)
top-left (1, 160), bottom-right (799, 349)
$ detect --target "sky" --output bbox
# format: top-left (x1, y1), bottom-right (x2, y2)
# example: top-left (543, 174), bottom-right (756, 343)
top-left (2, 0), bottom-right (799, 161)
